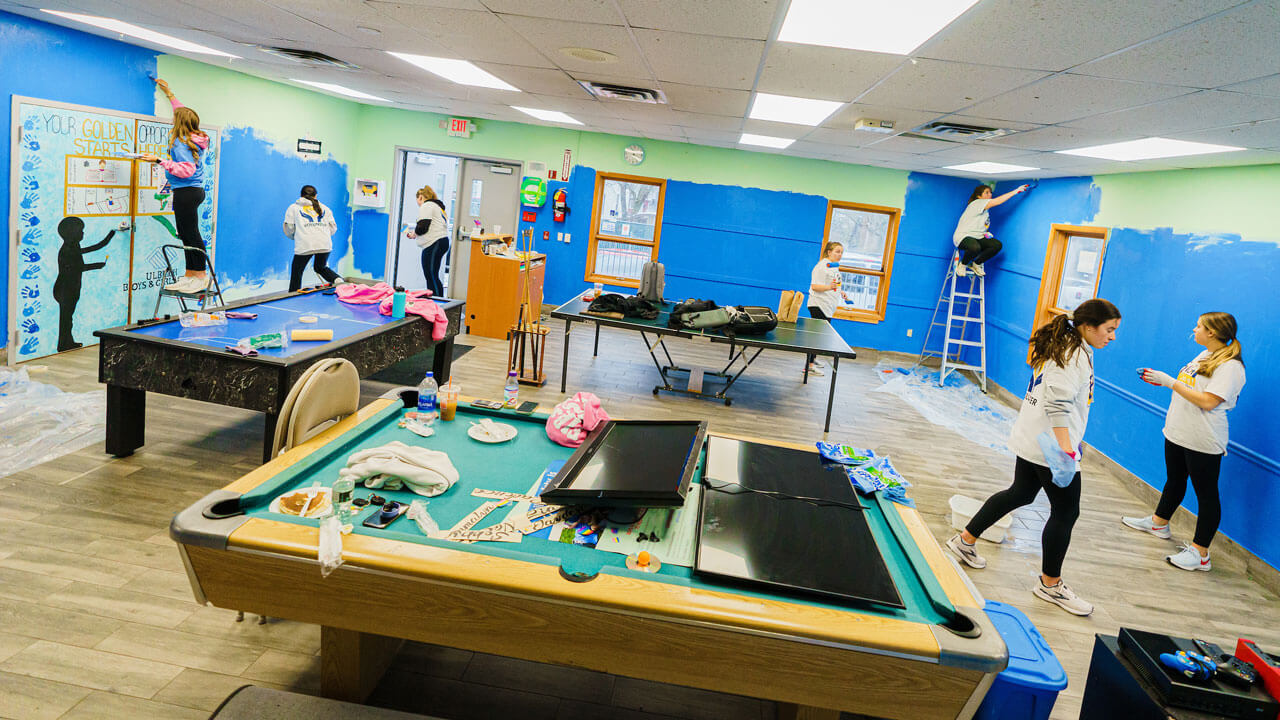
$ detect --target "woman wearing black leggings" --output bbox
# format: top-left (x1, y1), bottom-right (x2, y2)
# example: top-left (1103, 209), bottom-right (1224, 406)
top-left (1124, 312), bottom-right (1246, 572)
top-left (804, 241), bottom-right (847, 377)
top-left (142, 77), bottom-right (211, 294)
top-left (947, 298), bottom-right (1122, 616)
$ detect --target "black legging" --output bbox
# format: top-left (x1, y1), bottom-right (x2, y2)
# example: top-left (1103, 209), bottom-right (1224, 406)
top-left (958, 235), bottom-right (1002, 265)
top-left (172, 186), bottom-right (207, 272)
top-left (967, 456), bottom-right (1081, 577)
top-left (1155, 439), bottom-right (1223, 548)
top-left (806, 306), bottom-right (830, 365)
top-left (289, 252), bottom-right (340, 292)
top-left (420, 240), bottom-right (447, 297)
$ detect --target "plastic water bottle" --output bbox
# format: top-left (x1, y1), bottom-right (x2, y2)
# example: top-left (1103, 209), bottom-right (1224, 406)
top-left (331, 477), bottom-right (354, 527)
top-left (417, 372), bottom-right (438, 424)
top-left (504, 371), bottom-right (519, 407)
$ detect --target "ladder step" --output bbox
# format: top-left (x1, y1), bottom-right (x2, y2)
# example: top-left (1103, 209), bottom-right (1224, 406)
top-left (945, 362), bottom-right (986, 372)
top-left (948, 316), bottom-right (983, 323)
top-left (953, 292), bottom-right (983, 299)
top-left (945, 339), bottom-right (983, 347)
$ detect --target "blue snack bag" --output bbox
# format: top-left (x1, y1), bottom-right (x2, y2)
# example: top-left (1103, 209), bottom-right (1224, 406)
top-left (1036, 431), bottom-right (1077, 488)
top-left (816, 442), bottom-right (876, 466)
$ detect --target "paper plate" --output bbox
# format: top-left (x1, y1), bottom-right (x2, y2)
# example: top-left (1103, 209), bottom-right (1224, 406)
top-left (270, 487), bottom-right (332, 518)
top-left (468, 422), bottom-right (518, 443)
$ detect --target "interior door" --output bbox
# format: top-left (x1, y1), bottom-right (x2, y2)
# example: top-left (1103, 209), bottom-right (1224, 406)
top-left (389, 151), bottom-right (459, 290)
top-left (449, 159), bottom-right (521, 300)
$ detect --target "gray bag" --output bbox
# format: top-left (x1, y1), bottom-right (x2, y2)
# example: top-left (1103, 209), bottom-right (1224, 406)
top-left (680, 307), bottom-right (733, 330)
top-left (638, 261), bottom-right (665, 302)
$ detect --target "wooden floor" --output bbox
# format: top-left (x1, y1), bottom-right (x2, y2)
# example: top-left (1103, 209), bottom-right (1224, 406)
top-left (3, 319), bottom-right (1278, 720)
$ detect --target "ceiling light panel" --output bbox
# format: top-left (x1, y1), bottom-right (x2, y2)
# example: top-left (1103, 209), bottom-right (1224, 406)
top-left (778, 0), bottom-right (980, 55)
top-left (1056, 137), bottom-right (1245, 161)
top-left (41, 10), bottom-right (239, 58)
top-left (739, 133), bottom-right (795, 148)
top-left (748, 92), bottom-right (843, 126)
top-left (389, 52), bottom-right (520, 91)
top-left (292, 80), bottom-right (387, 101)
top-left (511, 106), bottom-right (583, 125)
top-left (943, 161), bottom-right (1040, 174)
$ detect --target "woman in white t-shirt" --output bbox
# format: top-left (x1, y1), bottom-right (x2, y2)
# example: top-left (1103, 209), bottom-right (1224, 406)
top-left (1123, 312), bottom-right (1246, 572)
top-left (283, 185), bottom-right (340, 292)
top-left (405, 185), bottom-right (449, 296)
top-left (805, 241), bottom-right (848, 377)
top-left (952, 183), bottom-right (1028, 277)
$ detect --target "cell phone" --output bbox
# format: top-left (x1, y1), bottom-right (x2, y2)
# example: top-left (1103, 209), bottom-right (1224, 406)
top-left (471, 399), bottom-right (504, 409)
top-left (362, 501), bottom-right (406, 529)
top-left (514, 401), bottom-right (538, 415)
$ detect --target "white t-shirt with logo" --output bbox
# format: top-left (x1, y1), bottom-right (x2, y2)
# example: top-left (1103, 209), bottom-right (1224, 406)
top-left (953, 199), bottom-right (990, 246)
top-left (1163, 350), bottom-right (1246, 455)
top-left (807, 259), bottom-right (840, 317)
top-left (1008, 345), bottom-right (1094, 469)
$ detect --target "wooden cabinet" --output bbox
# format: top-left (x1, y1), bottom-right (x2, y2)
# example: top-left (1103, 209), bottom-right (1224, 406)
top-left (464, 235), bottom-right (545, 339)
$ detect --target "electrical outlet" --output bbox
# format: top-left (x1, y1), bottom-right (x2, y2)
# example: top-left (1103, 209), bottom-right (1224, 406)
top-left (906, 328), bottom-right (913, 337)
top-left (564, 232), bottom-right (571, 243)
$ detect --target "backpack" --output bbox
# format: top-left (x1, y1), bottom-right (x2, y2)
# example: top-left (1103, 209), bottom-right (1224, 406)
top-left (638, 261), bottom-right (665, 302)
top-left (668, 299), bottom-right (731, 330)
top-left (726, 306), bottom-right (778, 335)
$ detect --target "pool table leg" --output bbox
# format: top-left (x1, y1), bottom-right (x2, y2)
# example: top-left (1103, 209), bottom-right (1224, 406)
top-left (320, 626), bottom-right (405, 703)
top-left (105, 384), bottom-right (145, 457)
top-left (560, 319), bottom-right (572, 393)
top-left (776, 703), bottom-right (839, 720)
top-left (433, 336), bottom-right (455, 383)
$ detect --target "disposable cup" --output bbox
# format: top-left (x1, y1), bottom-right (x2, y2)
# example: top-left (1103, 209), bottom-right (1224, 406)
top-left (440, 382), bottom-right (460, 421)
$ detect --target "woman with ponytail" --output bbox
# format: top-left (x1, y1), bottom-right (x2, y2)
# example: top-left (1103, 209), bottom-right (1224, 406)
top-left (1123, 312), bottom-right (1246, 572)
top-left (948, 298), bottom-right (1121, 616)
top-left (406, 185), bottom-right (449, 296)
top-left (283, 185), bottom-right (340, 292)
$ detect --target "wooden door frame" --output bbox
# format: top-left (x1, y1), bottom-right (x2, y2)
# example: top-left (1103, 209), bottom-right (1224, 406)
top-left (1031, 223), bottom-right (1109, 338)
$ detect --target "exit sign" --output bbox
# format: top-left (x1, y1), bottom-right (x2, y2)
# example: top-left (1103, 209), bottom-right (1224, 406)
top-left (447, 117), bottom-right (472, 138)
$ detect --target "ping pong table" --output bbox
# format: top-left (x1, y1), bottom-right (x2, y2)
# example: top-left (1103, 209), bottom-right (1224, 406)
top-left (551, 297), bottom-right (856, 432)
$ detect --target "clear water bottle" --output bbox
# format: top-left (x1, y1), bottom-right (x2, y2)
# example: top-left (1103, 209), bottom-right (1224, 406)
top-left (504, 371), bottom-right (519, 407)
top-left (417, 372), bottom-right (439, 424)
top-left (331, 476), bottom-right (354, 527)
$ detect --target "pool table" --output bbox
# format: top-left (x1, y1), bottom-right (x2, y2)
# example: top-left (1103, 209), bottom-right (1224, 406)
top-left (95, 289), bottom-right (464, 462)
top-left (170, 396), bottom-right (1007, 720)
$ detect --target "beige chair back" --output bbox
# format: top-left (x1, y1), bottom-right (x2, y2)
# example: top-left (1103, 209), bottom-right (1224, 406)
top-left (271, 358), bottom-right (360, 457)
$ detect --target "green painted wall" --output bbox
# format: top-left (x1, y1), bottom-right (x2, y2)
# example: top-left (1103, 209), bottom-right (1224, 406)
top-left (1093, 164), bottom-right (1280, 240)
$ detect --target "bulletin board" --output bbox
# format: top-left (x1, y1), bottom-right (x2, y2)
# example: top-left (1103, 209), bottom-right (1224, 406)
top-left (8, 97), bottom-right (220, 362)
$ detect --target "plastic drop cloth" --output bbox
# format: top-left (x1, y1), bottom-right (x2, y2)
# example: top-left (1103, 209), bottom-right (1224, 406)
top-left (0, 366), bottom-right (106, 478)
top-left (872, 361), bottom-right (1016, 456)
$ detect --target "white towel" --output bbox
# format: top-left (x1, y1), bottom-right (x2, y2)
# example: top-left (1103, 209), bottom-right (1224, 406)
top-left (338, 441), bottom-right (459, 497)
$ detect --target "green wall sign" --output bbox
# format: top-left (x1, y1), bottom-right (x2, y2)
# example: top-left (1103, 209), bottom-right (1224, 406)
top-left (520, 176), bottom-right (547, 207)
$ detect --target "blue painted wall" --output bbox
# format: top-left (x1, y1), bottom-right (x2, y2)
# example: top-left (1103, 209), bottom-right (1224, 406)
top-left (0, 11), bottom-right (157, 346)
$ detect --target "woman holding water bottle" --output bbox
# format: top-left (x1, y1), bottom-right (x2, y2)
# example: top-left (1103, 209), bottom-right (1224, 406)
top-left (946, 298), bottom-right (1121, 617)
top-left (805, 241), bottom-right (848, 377)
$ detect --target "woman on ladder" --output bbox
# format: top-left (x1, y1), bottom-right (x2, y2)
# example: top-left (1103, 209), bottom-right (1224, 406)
top-left (141, 77), bottom-right (210, 293)
top-left (952, 183), bottom-right (1027, 277)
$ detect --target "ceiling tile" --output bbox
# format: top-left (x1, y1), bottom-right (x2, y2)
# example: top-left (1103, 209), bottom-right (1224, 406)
top-left (372, 7), bottom-right (556, 68)
top-left (740, 118), bottom-right (815, 139)
top-left (500, 15), bottom-right (646, 75)
top-left (758, 44), bottom-right (901, 102)
top-left (619, 0), bottom-right (779, 40)
top-left (1163, 149), bottom-right (1280, 168)
top-left (366, 0), bottom-right (487, 8)
top-left (659, 83), bottom-right (750, 116)
top-left (918, 0), bottom-right (1246, 72)
top-left (1073, 2), bottom-right (1280, 88)
top-left (1172, 119), bottom-right (1280, 150)
top-left (802, 128), bottom-right (883, 148)
top-left (487, 0), bottom-right (622, 25)
top-left (473, 63), bottom-right (591, 98)
top-left (858, 59), bottom-right (1050, 114)
top-left (681, 127), bottom-right (743, 144)
top-left (923, 143), bottom-right (1051, 163)
top-left (980, 124), bottom-right (1144, 152)
top-left (1066, 90), bottom-right (1280, 136)
top-left (1001, 150), bottom-right (1103, 169)
top-left (862, 134), bottom-right (959, 154)
top-left (1220, 73), bottom-right (1280, 99)
top-left (669, 111), bottom-right (743, 132)
top-left (962, 73), bottom-right (1194, 125)
top-left (632, 29), bottom-right (764, 90)
top-left (931, 114), bottom-right (1046, 133)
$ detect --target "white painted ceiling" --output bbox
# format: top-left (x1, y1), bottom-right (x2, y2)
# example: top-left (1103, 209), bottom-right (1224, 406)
top-left (7, 0), bottom-right (1280, 178)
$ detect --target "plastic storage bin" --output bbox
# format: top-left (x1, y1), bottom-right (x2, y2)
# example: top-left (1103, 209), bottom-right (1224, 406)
top-left (975, 600), bottom-right (1068, 720)
top-left (950, 494), bottom-right (1013, 543)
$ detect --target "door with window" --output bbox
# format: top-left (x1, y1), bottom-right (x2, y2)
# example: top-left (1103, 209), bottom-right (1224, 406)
top-left (450, 159), bottom-right (521, 299)
top-left (390, 151), bottom-right (459, 290)
top-left (586, 172), bottom-right (665, 286)
top-left (1031, 224), bottom-right (1108, 335)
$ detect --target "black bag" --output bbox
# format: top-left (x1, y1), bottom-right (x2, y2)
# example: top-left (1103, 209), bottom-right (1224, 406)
top-left (726, 306), bottom-right (778, 335)
top-left (667, 299), bottom-right (722, 329)
top-left (638, 261), bottom-right (665, 302)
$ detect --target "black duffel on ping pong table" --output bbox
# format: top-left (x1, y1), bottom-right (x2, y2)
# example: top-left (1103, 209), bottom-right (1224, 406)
top-left (551, 297), bottom-right (856, 432)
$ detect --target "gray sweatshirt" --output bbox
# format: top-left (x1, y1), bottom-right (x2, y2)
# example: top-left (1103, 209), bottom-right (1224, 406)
top-left (1008, 345), bottom-right (1093, 468)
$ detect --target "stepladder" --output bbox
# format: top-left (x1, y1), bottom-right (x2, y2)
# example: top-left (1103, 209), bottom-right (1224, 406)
top-left (151, 244), bottom-right (225, 317)
top-left (916, 252), bottom-right (987, 391)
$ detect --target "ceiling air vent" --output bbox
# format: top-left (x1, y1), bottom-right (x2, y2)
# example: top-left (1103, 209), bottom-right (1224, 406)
top-left (911, 121), bottom-right (1012, 142)
top-left (258, 46), bottom-right (359, 70)
top-left (578, 81), bottom-right (667, 104)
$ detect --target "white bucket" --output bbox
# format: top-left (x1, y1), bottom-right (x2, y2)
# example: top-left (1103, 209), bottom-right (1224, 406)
top-left (949, 494), bottom-right (1013, 544)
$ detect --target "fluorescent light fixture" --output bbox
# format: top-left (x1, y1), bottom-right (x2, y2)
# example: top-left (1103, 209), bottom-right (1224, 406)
top-left (511, 106), bottom-right (583, 125)
top-left (1056, 137), bottom-right (1245, 161)
top-left (292, 80), bottom-right (387, 102)
top-left (778, 0), bottom-right (980, 55)
top-left (944, 161), bottom-right (1039, 174)
top-left (388, 52), bottom-right (519, 91)
top-left (749, 92), bottom-right (843, 126)
top-left (41, 10), bottom-right (239, 58)
top-left (739, 133), bottom-right (795, 149)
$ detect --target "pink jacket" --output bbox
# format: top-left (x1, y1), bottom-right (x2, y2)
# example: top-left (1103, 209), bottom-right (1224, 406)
top-left (334, 282), bottom-right (447, 340)
top-left (546, 393), bottom-right (610, 447)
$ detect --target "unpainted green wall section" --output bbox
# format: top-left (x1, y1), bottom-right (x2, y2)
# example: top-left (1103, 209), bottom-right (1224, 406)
top-left (1093, 164), bottom-right (1280, 240)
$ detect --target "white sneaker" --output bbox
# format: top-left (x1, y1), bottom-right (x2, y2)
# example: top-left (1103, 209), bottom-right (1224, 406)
top-left (1167, 543), bottom-right (1211, 572)
top-left (811, 358), bottom-right (826, 368)
top-left (1122, 515), bottom-right (1172, 540)
top-left (1033, 579), bottom-right (1093, 616)
top-left (955, 263), bottom-right (968, 277)
top-left (946, 534), bottom-right (987, 569)
top-left (807, 363), bottom-right (825, 377)
top-left (971, 263), bottom-right (986, 277)
top-left (163, 277), bottom-right (186, 291)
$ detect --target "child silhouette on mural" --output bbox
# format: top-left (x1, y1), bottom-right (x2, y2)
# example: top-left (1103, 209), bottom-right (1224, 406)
top-left (53, 217), bottom-right (115, 352)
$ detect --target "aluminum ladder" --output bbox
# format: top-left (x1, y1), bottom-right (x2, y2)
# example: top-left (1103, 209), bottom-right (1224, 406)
top-left (916, 252), bottom-right (987, 391)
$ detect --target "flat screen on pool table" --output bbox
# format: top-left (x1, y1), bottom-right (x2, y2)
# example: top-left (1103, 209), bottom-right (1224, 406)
top-left (695, 437), bottom-right (904, 609)
top-left (540, 420), bottom-right (707, 507)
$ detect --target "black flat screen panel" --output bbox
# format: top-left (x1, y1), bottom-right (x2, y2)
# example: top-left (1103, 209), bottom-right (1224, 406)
top-left (695, 436), bottom-right (903, 608)
top-left (540, 421), bottom-right (705, 507)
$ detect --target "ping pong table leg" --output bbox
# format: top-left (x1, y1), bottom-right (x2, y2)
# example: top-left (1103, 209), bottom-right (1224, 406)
top-left (560, 319), bottom-right (571, 393)
top-left (824, 357), bottom-right (839, 433)
top-left (593, 322), bottom-right (601, 357)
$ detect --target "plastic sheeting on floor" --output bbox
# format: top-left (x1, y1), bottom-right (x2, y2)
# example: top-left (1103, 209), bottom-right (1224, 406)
top-left (0, 366), bottom-right (105, 478)
top-left (873, 361), bottom-right (1017, 456)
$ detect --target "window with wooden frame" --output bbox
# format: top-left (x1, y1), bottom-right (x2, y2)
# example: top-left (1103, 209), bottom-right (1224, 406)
top-left (1031, 224), bottom-right (1109, 342)
top-left (585, 172), bottom-right (666, 287)
top-left (820, 200), bottom-right (901, 323)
